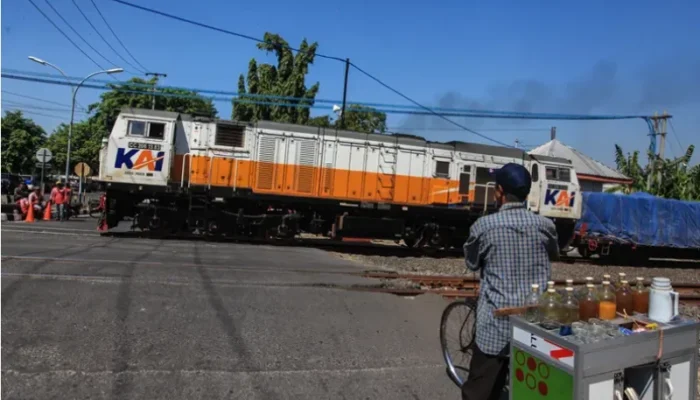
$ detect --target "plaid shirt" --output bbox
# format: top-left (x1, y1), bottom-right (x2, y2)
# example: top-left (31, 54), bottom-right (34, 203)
top-left (464, 202), bottom-right (560, 355)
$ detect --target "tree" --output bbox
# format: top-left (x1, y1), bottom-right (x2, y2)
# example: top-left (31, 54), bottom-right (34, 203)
top-left (232, 32), bottom-right (320, 124)
top-left (47, 77), bottom-right (218, 173)
top-left (305, 104), bottom-right (388, 133)
top-left (1, 111), bottom-right (47, 173)
top-left (607, 143), bottom-right (699, 200)
top-left (338, 104), bottom-right (387, 133)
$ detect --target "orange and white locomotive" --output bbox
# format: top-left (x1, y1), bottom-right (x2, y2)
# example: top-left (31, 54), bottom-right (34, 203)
top-left (96, 107), bottom-right (582, 249)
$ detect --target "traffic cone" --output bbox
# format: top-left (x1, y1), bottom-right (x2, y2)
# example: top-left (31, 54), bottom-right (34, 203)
top-left (25, 203), bottom-right (36, 223)
top-left (43, 200), bottom-right (52, 221)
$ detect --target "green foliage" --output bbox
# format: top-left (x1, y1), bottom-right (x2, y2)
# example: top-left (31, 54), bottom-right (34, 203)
top-left (607, 144), bottom-right (700, 201)
top-left (231, 32), bottom-right (389, 134)
top-left (1, 111), bottom-right (47, 173)
top-left (233, 33), bottom-right (319, 124)
top-left (47, 77), bottom-right (218, 173)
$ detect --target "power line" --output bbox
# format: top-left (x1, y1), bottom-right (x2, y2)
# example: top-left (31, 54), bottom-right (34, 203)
top-left (1, 90), bottom-right (87, 111)
top-left (90, 0), bottom-right (149, 72)
top-left (41, 0), bottom-right (122, 72)
top-left (2, 107), bottom-right (71, 121)
top-left (387, 127), bottom-right (552, 132)
top-left (5, 69), bottom-right (650, 121)
top-left (25, 0), bottom-right (110, 74)
top-left (110, 0), bottom-right (345, 63)
top-left (2, 100), bottom-right (90, 114)
top-left (668, 120), bottom-right (685, 153)
top-left (349, 63), bottom-right (511, 147)
top-left (70, 0), bottom-right (144, 74)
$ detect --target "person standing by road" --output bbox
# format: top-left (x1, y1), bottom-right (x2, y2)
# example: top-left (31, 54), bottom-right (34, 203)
top-left (50, 182), bottom-right (66, 221)
top-left (461, 163), bottom-right (560, 400)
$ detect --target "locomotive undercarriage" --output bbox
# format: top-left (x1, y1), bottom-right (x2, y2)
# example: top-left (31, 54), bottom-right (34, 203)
top-left (99, 185), bottom-right (575, 251)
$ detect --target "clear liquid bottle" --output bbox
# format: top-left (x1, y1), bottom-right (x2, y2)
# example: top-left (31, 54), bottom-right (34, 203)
top-left (559, 287), bottom-right (579, 335)
top-left (524, 284), bottom-right (541, 323)
top-left (632, 277), bottom-right (649, 314)
top-left (598, 281), bottom-right (617, 320)
top-left (540, 288), bottom-right (562, 329)
top-left (579, 284), bottom-right (599, 321)
top-left (543, 280), bottom-right (561, 302)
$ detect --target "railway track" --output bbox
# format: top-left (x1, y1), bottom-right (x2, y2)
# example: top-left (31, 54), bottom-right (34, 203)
top-left (99, 230), bottom-right (700, 267)
top-left (360, 271), bottom-right (700, 305)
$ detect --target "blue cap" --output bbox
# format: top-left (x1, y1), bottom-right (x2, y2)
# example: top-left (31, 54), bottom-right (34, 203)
top-left (492, 163), bottom-right (532, 198)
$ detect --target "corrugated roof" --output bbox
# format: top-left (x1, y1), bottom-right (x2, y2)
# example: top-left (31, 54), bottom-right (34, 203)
top-left (529, 139), bottom-right (630, 181)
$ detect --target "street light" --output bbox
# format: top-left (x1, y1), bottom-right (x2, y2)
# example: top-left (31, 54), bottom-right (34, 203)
top-left (28, 56), bottom-right (123, 182)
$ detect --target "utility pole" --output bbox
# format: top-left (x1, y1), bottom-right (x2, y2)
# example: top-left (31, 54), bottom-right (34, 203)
top-left (647, 111), bottom-right (671, 188)
top-left (145, 72), bottom-right (168, 110)
top-left (339, 58), bottom-right (350, 129)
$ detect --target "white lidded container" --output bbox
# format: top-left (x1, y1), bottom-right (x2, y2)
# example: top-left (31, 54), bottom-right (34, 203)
top-left (647, 277), bottom-right (679, 323)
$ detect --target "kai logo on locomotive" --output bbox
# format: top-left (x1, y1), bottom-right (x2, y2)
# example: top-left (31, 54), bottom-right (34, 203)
top-left (544, 189), bottom-right (576, 208)
top-left (114, 147), bottom-right (165, 171)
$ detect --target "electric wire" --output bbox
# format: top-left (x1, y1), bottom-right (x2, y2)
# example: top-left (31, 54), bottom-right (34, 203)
top-left (2, 100), bottom-right (90, 114)
top-left (1, 107), bottom-right (71, 121)
top-left (668, 120), bottom-right (685, 154)
top-left (110, 0), bottom-right (345, 63)
top-left (89, 0), bottom-right (149, 72)
top-left (70, 0), bottom-right (144, 74)
top-left (1, 90), bottom-right (88, 111)
top-left (40, 0), bottom-right (122, 71)
top-left (25, 0), bottom-right (110, 74)
top-left (3, 69), bottom-right (650, 121)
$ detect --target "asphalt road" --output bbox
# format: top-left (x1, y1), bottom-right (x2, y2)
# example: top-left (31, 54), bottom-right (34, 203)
top-left (1, 220), bottom-right (459, 400)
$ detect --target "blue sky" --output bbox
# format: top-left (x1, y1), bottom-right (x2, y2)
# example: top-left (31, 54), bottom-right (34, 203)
top-left (3, 0), bottom-right (699, 168)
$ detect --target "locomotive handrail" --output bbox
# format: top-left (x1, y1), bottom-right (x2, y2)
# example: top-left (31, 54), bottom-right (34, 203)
top-left (208, 155), bottom-right (214, 189)
top-left (181, 153), bottom-right (191, 188)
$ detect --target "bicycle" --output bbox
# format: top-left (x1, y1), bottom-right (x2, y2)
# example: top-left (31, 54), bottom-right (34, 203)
top-left (439, 296), bottom-right (510, 397)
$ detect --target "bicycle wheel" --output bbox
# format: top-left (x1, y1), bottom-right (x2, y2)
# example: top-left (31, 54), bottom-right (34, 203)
top-left (440, 298), bottom-right (477, 388)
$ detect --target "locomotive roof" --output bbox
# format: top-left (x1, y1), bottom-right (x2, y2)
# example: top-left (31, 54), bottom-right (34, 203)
top-left (118, 107), bottom-right (572, 165)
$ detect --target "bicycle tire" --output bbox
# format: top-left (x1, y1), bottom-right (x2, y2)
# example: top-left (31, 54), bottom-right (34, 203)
top-left (440, 298), bottom-right (477, 388)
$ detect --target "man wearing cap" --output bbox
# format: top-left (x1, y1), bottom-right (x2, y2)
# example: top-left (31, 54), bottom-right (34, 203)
top-left (461, 162), bottom-right (560, 400)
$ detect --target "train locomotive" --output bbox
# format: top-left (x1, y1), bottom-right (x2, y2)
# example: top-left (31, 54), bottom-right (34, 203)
top-left (95, 107), bottom-right (582, 249)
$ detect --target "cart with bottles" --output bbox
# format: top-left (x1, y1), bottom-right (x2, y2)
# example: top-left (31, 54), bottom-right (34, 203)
top-left (508, 313), bottom-right (699, 399)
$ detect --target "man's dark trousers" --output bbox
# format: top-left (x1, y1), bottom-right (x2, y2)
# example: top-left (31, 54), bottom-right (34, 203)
top-left (461, 344), bottom-right (509, 400)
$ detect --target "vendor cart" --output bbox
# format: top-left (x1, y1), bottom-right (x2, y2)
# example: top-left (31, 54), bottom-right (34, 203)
top-left (509, 315), bottom-right (699, 399)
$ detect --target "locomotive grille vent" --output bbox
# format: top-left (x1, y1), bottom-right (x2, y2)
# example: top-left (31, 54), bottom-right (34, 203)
top-left (257, 136), bottom-right (277, 190)
top-left (215, 123), bottom-right (245, 148)
top-left (296, 140), bottom-right (317, 193)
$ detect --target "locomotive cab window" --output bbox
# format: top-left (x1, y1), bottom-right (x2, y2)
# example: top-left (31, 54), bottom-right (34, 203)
top-left (545, 166), bottom-right (571, 182)
top-left (127, 120), bottom-right (165, 140)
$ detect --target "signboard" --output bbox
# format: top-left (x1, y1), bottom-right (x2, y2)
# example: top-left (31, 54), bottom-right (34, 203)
top-left (512, 326), bottom-right (575, 368)
top-left (74, 162), bottom-right (92, 177)
top-left (510, 347), bottom-right (573, 399)
top-left (35, 162), bottom-right (53, 169)
top-left (35, 148), bottom-right (53, 163)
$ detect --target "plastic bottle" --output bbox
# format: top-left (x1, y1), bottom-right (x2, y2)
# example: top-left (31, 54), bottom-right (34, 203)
top-left (598, 281), bottom-right (617, 320)
top-left (540, 288), bottom-right (562, 329)
top-left (632, 277), bottom-right (649, 314)
top-left (559, 287), bottom-right (579, 335)
top-left (524, 284), bottom-right (541, 323)
top-left (579, 284), bottom-right (599, 321)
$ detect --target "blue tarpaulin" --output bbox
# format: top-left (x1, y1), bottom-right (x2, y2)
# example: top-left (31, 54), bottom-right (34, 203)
top-left (574, 192), bottom-right (700, 249)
